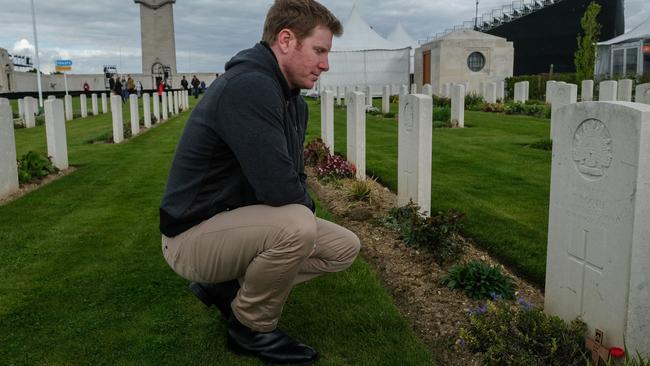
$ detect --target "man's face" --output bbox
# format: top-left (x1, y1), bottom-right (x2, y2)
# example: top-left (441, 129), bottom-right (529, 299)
top-left (282, 25), bottom-right (332, 90)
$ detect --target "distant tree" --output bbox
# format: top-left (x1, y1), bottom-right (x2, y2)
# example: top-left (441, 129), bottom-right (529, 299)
top-left (574, 1), bottom-right (602, 82)
top-left (51, 71), bottom-right (63, 75)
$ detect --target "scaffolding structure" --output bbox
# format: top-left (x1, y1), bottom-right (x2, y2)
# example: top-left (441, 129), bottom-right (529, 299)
top-left (419, 0), bottom-right (566, 44)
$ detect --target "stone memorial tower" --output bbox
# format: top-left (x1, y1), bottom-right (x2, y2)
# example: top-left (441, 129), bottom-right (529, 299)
top-left (134, 0), bottom-right (177, 76)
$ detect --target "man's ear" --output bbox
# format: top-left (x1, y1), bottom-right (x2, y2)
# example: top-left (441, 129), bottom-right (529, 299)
top-left (276, 28), bottom-right (294, 54)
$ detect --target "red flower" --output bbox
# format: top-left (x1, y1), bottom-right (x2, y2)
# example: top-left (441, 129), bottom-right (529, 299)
top-left (609, 347), bottom-right (625, 358)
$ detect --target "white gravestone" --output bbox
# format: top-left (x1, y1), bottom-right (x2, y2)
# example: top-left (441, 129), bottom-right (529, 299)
top-left (635, 83), bottom-right (650, 105)
top-left (546, 101), bottom-right (650, 357)
top-left (143, 93), bottom-right (151, 128)
top-left (398, 85), bottom-right (409, 121)
top-left (422, 84), bottom-right (433, 97)
top-left (24, 97), bottom-right (36, 128)
top-left (485, 82), bottom-right (497, 104)
top-left (161, 92), bottom-right (169, 121)
top-left (101, 93), bottom-right (107, 114)
top-left (343, 86), bottom-right (349, 106)
top-left (80, 94), bottom-right (88, 118)
top-left (514, 82), bottom-right (526, 102)
top-left (365, 86), bottom-right (372, 107)
top-left (442, 83), bottom-right (450, 98)
top-left (18, 98), bottom-right (24, 119)
top-left (64, 95), bottom-right (73, 121)
top-left (129, 94), bottom-right (140, 136)
top-left (47, 95), bottom-right (56, 100)
top-left (153, 93), bottom-right (160, 123)
top-left (44, 99), bottom-right (68, 170)
top-left (382, 85), bottom-right (390, 114)
top-left (320, 89), bottom-right (334, 153)
top-left (167, 92), bottom-right (173, 115)
top-left (346, 91), bottom-right (366, 180)
top-left (410, 83), bottom-right (417, 94)
top-left (497, 80), bottom-right (505, 102)
top-left (617, 79), bottom-right (633, 102)
top-left (451, 84), bottom-right (465, 128)
top-left (581, 80), bottom-right (594, 102)
top-left (336, 86), bottom-right (342, 106)
top-left (546, 80), bottom-right (557, 103)
top-left (523, 81), bottom-right (530, 101)
top-left (550, 83), bottom-right (578, 139)
top-left (599, 80), bottom-right (617, 101)
top-left (91, 94), bottom-right (98, 116)
top-left (544, 102), bottom-right (650, 356)
top-left (110, 95), bottom-right (124, 143)
top-left (0, 99), bottom-right (19, 198)
top-left (173, 91), bottom-right (179, 114)
top-left (398, 94), bottom-right (432, 216)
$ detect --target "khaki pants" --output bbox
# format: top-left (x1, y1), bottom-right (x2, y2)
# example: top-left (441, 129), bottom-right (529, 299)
top-left (162, 204), bottom-right (360, 332)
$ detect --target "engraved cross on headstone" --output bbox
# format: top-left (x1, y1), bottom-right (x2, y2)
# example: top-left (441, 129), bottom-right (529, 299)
top-left (567, 227), bottom-right (604, 313)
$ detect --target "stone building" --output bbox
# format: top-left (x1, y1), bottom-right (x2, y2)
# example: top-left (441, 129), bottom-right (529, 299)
top-left (414, 29), bottom-right (514, 95)
top-left (134, 0), bottom-right (177, 81)
top-left (0, 48), bottom-right (15, 93)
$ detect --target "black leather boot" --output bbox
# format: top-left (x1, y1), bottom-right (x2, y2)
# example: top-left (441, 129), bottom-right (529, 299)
top-left (227, 316), bottom-right (318, 365)
top-left (188, 280), bottom-right (240, 319)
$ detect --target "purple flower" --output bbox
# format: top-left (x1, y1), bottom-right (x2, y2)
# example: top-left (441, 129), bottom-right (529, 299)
top-left (516, 297), bottom-right (533, 311)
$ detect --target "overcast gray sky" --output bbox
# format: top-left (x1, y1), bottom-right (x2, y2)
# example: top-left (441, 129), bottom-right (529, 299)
top-left (1, 0), bottom-right (648, 75)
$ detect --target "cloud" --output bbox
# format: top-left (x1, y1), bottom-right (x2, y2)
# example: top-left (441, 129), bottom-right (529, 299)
top-left (12, 39), bottom-right (34, 54)
top-left (0, 0), bottom-right (648, 74)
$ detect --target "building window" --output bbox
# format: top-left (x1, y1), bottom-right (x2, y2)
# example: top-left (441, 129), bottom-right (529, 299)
top-left (612, 49), bottom-right (624, 76)
top-left (626, 47), bottom-right (638, 75)
top-left (467, 52), bottom-right (486, 72)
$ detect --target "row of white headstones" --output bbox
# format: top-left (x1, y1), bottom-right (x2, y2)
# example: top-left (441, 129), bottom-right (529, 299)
top-left (0, 90), bottom-right (191, 199)
top-left (320, 84), bottom-right (650, 356)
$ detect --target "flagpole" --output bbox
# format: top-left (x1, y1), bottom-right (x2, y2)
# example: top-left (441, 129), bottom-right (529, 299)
top-left (30, 0), bottom-right (44, 110)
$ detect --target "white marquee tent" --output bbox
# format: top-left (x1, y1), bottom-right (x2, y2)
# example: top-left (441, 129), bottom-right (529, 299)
top-left (317, 5), bottom-right (411, 95)
top-left (596, 16), bottom-right (650, 77)
top-left (387, 21), bottom-right (419, 72)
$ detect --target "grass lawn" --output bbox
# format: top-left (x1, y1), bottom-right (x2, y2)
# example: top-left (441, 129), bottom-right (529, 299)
top-left (0, 96), bottom-right (434, 365)
top-left (305, 98), bottom-right (551, 285)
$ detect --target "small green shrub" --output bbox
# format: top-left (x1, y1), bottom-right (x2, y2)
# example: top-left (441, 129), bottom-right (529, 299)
top-left (481, 103), bottom-right (505, 113)
top-left (465, 93), bottom-right (484, 110)
top-left (304, 138), bottom-right (331, 167)
top-left (346, 177), bottom-right (376, 202)
top-left (460, 299), bottom-right (588, 366)
top-left (441, 261), bottom-right (515, 300)
top-left (432, 106), bottom-right (451, 122)
top-left (381, 201), bottom-right (466, 264)
top-left (504, 102), bottom-right (551, 118)
top-left (432, 95), bottom-right (451, 107)
top-left (530, 139), bottom-right (553, 151)
top-left (17, 151), bottom-right (58, 184)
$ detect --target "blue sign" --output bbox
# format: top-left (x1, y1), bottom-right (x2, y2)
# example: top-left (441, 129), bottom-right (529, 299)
top-left (55, 59), bottom-right (72, 66)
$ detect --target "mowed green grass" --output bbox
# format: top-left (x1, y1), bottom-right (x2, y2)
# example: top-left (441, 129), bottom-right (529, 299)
top-left (305, 98), bottom-right (551, 285)
top-left (0, 96), bottom-right (434, 365)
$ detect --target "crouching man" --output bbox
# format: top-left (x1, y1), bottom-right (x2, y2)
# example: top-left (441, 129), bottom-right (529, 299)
top-left (159, 1), bottom-right (360, 364)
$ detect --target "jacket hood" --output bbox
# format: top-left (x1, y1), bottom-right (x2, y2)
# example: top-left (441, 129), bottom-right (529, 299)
top-left (224, 42), bottom-right (294, 99)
